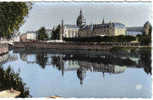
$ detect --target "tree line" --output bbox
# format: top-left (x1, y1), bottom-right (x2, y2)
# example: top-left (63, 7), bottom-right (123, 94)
top-left (36, 25), bottom-right (61, 41)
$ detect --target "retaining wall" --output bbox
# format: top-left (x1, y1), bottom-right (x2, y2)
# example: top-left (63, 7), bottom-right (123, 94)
top-left (0, 44), bottom-right (9, 55)
top-left (14, 42), bottom-right (112, 51)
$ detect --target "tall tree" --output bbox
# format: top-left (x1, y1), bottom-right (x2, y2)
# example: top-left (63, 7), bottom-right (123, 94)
top-left (36, 27), bottom-right (48, 40)
top-left (51, 24), bottom-right (61, 40)
top-left (0, 2), bottom-right (32, 39)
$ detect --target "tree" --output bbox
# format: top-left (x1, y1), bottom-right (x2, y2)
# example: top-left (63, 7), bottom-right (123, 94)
top-left (136, 21), bottom-right (152, 45)
top-left (36, 53), bottom-right (48, 69)
top-left (51, 25), bottom-right (61, 40)
top-left (36, 27), bottom-right (48, 40)
top-left (0, 2), bottom-right (32, 39)
top-left (0, 66), bottom-right (30, 97)
top-left (143, 21), bottom-right (152, 36)
top-left (137, 35), bottom-right (151, 45)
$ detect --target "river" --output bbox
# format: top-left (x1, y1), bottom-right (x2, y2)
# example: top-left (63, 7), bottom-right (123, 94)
top-left (0, 48), bottom-right (151, 98)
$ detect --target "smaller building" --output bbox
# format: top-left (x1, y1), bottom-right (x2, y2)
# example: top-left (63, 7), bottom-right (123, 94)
top-left (20, 31), bottom-right (36, 42)
top-left (126, 31), bottom-right (142, 36)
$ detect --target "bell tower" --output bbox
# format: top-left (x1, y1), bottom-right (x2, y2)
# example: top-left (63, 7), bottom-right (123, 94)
top-left (76, 9), bottom-right (86, 27)
top-left (60, 19), bottom-right (64, 40)
top-left (102, 18), bottom-right (105, 24)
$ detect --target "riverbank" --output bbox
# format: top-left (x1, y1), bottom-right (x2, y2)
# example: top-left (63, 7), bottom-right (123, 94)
top-left (0, 44), bottom-right (9, 56)
top-left (14, 42), bottom-right (112, 50)
top-left (13, 41), bottom-right (151, 51)
top-left (0, 89), bottom-right (20, 98)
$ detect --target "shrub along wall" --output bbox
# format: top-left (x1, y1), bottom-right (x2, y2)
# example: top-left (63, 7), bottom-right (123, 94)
top-left (63, 35), bottom-right (136, 42)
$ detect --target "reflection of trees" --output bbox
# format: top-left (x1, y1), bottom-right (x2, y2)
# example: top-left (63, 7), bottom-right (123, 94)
top-left (51, 56), bottom-right (64, 76)
top-left (52, 56), bottom-right (61, 69)
top-left (0, 53), bottom-right (18, 65)
top-left (138, 49), bottom-right (151, 75)
top-left (36, 53), bottom-right (48, 69)
top-left (77, 67), bottom-right (86, 85)
top-left (0, 66), bottom-right (30, 97)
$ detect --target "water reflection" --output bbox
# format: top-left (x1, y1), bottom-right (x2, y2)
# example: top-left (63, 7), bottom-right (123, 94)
top-left (138, 49), bottom-right (151, 74)
top-left (14, 48), bottom-right (151, 85)
top-left (0, 53), bottom-right (30, 97)
top-left (0, 65), bottom-right (30, 97)
top-left (36, 53), bottom-right (48, 69)
top-left (0, 53), bottom-right (18, 65)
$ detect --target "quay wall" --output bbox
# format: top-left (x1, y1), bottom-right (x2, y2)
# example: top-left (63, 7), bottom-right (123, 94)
top-left (13, 42), bottom-right (112, 50)
top-left (0, 44), bottom-right (9, 55)
top-left (13, 41), bottom-right (149, 51)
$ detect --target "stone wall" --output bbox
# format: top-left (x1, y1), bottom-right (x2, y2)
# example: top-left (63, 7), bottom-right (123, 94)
top-left (14, 42), bottom-right (112, 51)
top-left (0, 44), bottom-right (8, 55)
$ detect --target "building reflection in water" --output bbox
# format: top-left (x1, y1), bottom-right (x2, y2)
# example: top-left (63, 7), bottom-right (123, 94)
top-left (0, 53), bottom-right (18, 65)
top-left (17, 49), bottom-right (151, 85)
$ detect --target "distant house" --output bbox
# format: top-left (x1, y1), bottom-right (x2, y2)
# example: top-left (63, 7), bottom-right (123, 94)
top-left (126, 26), bottom-right (143, 36)
top-left (12, 36), bottom-right (20, 42)
top-left (20, 31), bottom-right (36, 42)
top-left (126, 31), bottom-right (142, 36)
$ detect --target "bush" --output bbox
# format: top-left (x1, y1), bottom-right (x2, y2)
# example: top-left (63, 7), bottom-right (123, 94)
top-left (63, 35), bottom-right (136, 43)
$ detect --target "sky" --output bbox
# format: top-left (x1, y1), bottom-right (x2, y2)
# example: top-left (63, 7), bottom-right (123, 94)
top-left (19, 2), bottom-right (152, 33)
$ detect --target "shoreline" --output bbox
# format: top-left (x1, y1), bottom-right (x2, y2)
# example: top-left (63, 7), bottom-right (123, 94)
top-left (13, 42), bottom-right (151, 51)
top-left (0, 44), bottom-right (9, 56)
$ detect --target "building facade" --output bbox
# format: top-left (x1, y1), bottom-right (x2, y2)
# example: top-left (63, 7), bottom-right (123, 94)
top-left (20, 31), bottom-right (36, 42)
top-left (63, 25), bottom-right (79, 38)
top-left (61, 10), bottom-right (126, 39)
top-left (78, 22), bottom-right (126, 37)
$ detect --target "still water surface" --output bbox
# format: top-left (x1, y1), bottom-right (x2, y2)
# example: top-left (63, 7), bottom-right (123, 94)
top-left (0, 48), bottom-right (152, 98)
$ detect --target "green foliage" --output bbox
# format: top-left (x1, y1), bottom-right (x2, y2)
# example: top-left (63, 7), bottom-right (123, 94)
top-left (143, 21), bottom-right (152, 36)
top-left (51, 25), bottom-right (61, 40)
top-left (0, 66), bottom-right (30, 97)
top-left (64, 35), bottom-right (136, 42)
top-left (136, 34), bottom-right (151, 45)
top-left (37, 27), bottom-right (48, 40)
top-left (0, 2), bottom-right (32, 39)
top-left (36, 53), bottom-right (48, 69)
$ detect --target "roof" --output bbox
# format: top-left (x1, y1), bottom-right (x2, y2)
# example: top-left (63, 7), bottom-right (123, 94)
top-left (113, 23), bottom-right (125, 28)
top-left (80, 22), bottom-right (126, 30)
top-left (64, 25), bottom-right (79, 29)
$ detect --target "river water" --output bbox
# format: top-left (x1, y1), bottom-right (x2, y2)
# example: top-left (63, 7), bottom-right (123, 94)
top-left (0, 48), bottom-right (152, 98)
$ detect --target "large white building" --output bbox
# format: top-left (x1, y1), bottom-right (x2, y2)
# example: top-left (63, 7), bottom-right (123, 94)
top-left (20, 31), bottom-right (36, 42)
top-left (78, 22), bottom-right (126, 37)
top-left (61, 10), bottom-right (126, 39)
top-left (63, 25), bottom-right (79, 38)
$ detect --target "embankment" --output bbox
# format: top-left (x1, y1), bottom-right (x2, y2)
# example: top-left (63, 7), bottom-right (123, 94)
top-left (13, 41), bottom-right (151, 51)
top-left (0, 44), bottom-right (9, 55)
top-left (13, 42), bottom-right (112, 51)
